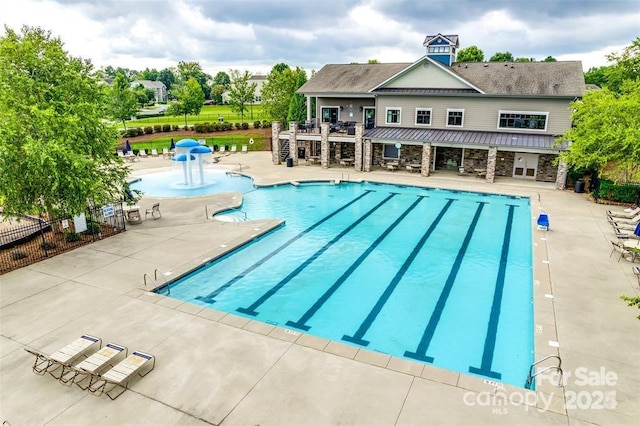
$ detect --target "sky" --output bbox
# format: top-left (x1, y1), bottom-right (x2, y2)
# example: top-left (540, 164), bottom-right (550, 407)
top-left (2, 0), bottom-right (639, 78)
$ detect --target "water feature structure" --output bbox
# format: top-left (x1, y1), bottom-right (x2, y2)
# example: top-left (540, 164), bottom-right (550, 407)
top-left (172, 139), bottom-right (212, 186)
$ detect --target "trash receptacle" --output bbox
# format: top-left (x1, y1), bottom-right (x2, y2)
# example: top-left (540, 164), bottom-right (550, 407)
top-left (286, 157), bottom-right (293, 167)
top-left (574, 179), bottom-right (585, 193)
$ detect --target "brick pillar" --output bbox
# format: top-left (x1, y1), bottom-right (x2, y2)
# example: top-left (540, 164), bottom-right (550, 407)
top-left (272, 121), bottom-right (282, 164)
top-left (320, 123), bottom-right (330, 169)
top-left (555, 159), bottom-right (568, 190)
top-left (354, 124), bottom-right (364, 172)
top-left (421, 142), bottom-right (431, 177)
top-left (486, 146), bottom-right (497, 183)
top-left (363, 140), bottom-right (372, 172)
top-left (289, 122), bottom-right (298, 165)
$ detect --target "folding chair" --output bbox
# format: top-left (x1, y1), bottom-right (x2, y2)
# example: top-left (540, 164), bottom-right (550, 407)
top-left (87, 351), bottom-right (155, 400)
top-left (145, 203), bottom-right (161, 220)
top-left (24, 334), bottom-right (102, 378)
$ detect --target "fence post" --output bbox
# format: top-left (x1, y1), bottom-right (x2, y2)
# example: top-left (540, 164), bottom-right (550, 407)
top-left (39, 218), bottom-right (49, 257)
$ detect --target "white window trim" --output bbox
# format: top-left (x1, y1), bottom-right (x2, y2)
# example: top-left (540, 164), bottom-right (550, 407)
top-left (446, 108), bottom-right (464, 128)
top-left (385, 107), bottom-right (401, 125)
top-left (496, 110), bottom-right (549, 131)
top-left (415, 108), bottom-right (432, 126)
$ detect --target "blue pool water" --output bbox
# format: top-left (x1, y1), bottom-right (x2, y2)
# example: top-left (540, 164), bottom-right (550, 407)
top-left (161, 182), bottom-right (534, 387)
top-left (130, 169), bottom-right (254, 197)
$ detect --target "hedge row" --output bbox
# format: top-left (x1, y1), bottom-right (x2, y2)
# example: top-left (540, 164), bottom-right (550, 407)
top-left (597, 180), bottom-right (640, 203)
top-left (121, 120), bottom-right (272, 137)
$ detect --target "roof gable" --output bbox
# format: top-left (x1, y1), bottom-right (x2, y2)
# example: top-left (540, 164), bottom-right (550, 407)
top-left (297, 63), bottom-right (409, 94)
top-left (378, 56), bottom-right (477, 91)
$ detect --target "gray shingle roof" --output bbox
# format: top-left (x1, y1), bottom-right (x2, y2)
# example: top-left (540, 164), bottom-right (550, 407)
top-left (423, 34), bottom-right (459, 46)
top-left (297, 63), bottom-right (409, 94)
top-left (450, 61), bottom-right (585, 96)
top-left (364, 127), bottom-right (567, 150)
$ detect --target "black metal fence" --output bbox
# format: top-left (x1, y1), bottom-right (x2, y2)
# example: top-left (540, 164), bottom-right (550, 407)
top-left (0, 202), bottom-right (127, 274)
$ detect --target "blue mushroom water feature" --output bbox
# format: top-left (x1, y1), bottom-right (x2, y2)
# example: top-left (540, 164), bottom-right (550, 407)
top-left (171, 139), bottom-right (212, 186)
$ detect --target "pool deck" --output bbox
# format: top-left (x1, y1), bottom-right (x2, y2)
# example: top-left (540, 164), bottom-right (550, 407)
top-left (1, 152), bottom-right (638, 425)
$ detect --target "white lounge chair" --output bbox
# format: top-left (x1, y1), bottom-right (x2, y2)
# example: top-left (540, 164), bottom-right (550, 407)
top-left (219, 145), bottom-right (226, 153)
top-left (162, 147), bottom-right (170, 159)
top-left (126, 208), bottom-right (142, 224)
top-left (24, 334), bottom-right (102, 378)
top-left (87, 351), bottom-right (155, 400)
top-left (138, 149), bottom-right (148, 158)
top-left (241, 144), bottom-right (248, 153)
top-left (151, 148), bottom-right (159, 157)
top-left (230, 145), bottom-right (237, 153)
top-left (59, 343), bottom-right (128, 389)
top-left (608, 206), bottom-right (640, 218)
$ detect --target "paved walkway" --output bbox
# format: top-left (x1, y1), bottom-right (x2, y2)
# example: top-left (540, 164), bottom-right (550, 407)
top-left (1, 152), bottom-right (638, 425)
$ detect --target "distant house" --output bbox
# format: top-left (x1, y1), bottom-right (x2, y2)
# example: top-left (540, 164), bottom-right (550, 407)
top-left (221, 74), bottom-right (267, 104)
top-left (273, 33), bottom-right (587, 188)
top-left (130, 80), bottom-right (167, 102)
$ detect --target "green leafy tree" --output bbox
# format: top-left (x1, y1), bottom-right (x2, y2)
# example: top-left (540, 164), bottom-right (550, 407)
top-left (367, 59), bottom-right (379, 64)
top-left (227, 70), bottom-right (257, 123)
top-left (489, 51), bottom-right (515, 62)
top-left (166, 77), bottom-right (204, 126)
top-left (456, 45), bottom-right (484, 62)
top-left (137, 67), bottom-right (159, 81)
top-left (158, 67), bottom-right (177, 92)
top-left (0, 26), bottom-right (129, 219)
top-left (287, 68), bottom-right (308, 124)
top-left (558, 80), bottom-right (640, 183)
top-left (515, 57), bottom-right (534, 62)
top-left (584, 66), bottom-right (610, 88)
top-left (212, 71), bottom-right (230, 104)
top-left (605, 37), bottom-right (640, 93)
top-left (132, 84), bottom-right (155, 107)
top-left (177, 61), bottom-right (211, 99)
top-left (261, 64), bottom-right (300, 124)
top-left (543, 56), bottom-right (557, 62)
top-left (106, 72), bottom-right (138, 130)
top-left (621, 295), bottom-right (640, 320)
top-left (271, 62), bottom-right (289, 74)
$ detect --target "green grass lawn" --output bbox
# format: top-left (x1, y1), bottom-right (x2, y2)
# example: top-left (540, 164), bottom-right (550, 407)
top-left (124, 133), bottom-right (270, 152)
top-left (124, 104), bottom-right (267, 129)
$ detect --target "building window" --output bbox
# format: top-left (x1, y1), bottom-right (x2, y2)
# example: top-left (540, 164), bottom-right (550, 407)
top-left (447, 109), bottom-right (464, 127)
top-left (498, 111), bottom-right (548, 130)
top-left (415, 108), bottom-right (432, 125)
top-left (383, 144), bottom-right (400, 159)
top-left (428, 46), bottom-right (450, 54)
top-left (386, 108), bottom-right (401, 125)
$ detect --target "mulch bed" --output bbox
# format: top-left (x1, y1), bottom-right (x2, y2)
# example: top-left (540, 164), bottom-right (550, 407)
top-left (121, 127), bottom-right (272, 145)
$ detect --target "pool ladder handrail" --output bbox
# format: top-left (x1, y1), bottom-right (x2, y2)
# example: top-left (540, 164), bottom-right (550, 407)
top-left (525, 354), bottom-right (563, 389)
top-left (143, 269), bottom-right (171, 295)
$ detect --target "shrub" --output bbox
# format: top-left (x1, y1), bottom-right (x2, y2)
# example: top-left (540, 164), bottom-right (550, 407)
top-left (241, 122), bottom-right (249, 130)
top-left (262, 120), bottom-right (271, 128)
top-left (85, 221), bottom-right (101, 234)
top-left (40, 241), bottom-right (57, 250)
top-left (234, 122), bottom-right (242, 130)
top-left (598, 180), bottom-right (640, 203)
top-left (254, 120), bottom-right (262, 129)
top-left (153, 124), bottom-right (162, 132)
top-left (64, 230), bottom-right (82, 242)
top-left (162, 124), bottom-right (171, 132)
top-left (11, 250), bottom-right (27, 260)
top-left (144, 126), bottom-right (154, 135)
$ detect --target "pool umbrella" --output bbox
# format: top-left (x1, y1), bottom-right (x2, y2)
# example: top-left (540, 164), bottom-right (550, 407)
top-left (635, 222), bottom-right (640, 237)
top-left (170, 138), bottom-right (175, 150)
top-left (125, 139), bottom-right (131, 152)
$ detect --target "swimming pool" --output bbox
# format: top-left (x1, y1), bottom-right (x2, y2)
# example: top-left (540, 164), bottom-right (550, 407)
top-left (130, 169), bottom-right (255, 197)
top-left (161, 182), bottom-right (534, 387)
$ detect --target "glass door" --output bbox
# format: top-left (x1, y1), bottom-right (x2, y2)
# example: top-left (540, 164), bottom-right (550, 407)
top-left (321, 107), bottom-right (339, 124)
top-left (364, 107), bottom-right (375, 129)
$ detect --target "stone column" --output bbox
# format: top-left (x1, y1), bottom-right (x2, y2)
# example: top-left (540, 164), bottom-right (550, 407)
top-left (335, 142), bottom-right (342, 160)
top-left (289, 121), bottom-right (298, 165)
top-left (320, 123), bottom-right (330, 169)
top-left (486, 146), bottom-right (497, 183)
top-left (354, 124), bottom-right (364, 172)
top-left (363, 140), bottom-right (372, 172)
top-left (555, 158), bottom-right (568, 190)
top-left (271, 121), bottom-right (282, 164)
top-left (421, 142), bottom-right (431, 177)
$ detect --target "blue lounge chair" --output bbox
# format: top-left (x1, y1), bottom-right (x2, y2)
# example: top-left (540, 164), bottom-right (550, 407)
top-left (537, 213), bottom-right (549, 230)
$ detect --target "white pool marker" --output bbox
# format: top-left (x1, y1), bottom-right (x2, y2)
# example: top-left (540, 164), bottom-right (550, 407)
top-left (542, 260), bottom-right (550, 264)
top-left (254, 228), bottom-right (260, 231)
top-left (533, 242), bottom-right (538, 247)
top-left (545, 294), bottom-right (554, 299)
top-left (165, 271), bottom-right (173, 276)
top-left (284, 329), bottom-right (300, 336)
top-left (540, 237), bottom-right (546, 241)
top-left (534, 280), bottom-right (540, 286)
top-left (536, 325), bottom-right (543, 334)
top-left (548, 340), bottom-right (559, 348)
top-left (220, 244), bottom-right (227, 248)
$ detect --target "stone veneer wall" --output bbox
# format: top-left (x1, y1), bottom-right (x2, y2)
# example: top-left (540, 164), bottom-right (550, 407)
top-left (537, 154), bottom-right (559, 182)
top-left (494, 151), bottom-right (515, 177)
top-left (461, 149), bottom-right (487, 173)
top-left (271, 121), bottom-right (282, 164)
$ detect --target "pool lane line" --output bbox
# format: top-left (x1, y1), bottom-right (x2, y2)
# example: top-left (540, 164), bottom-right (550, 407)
top-left (342, 198), bottom-right (456, 347)
top-left (286, 195), bottom-right (428, 331)
top-left (236, 192), bottom-right (398, 316)
top-left (403, 201), bottom-right (487, 362)
top-left (468, 204), bottom-right (517, 380)
top-left (195, 190), bottom-right (375, 304)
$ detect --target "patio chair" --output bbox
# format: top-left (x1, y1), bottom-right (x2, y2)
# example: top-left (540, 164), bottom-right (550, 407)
top-left (162, 147), bottom-right (171, 159)
top-left (138, 149), bottom-right (148, 158)
top-left (59, 343), bottom-right (128, 389)
top-left (230, 145), bottom-right (237, 153)
top-left (126, 208), bottom-right (142, 224)
top-left (241, 144), bottom-right (248, 153)
top-left (610, 241), bottom-right (635, 262)
top-left (87, 351), bottom-right (155, 400)
top-left (219, 145), bottom-right (226, 153)
top-left (536, 212), bottom-right (550, 230)
top-left (145, 203), bottom-right (161, 220)
top-left (607, 206), bottom-right (640, 218)
top-left (151, 148), bottom-right (159, 157)
top-left (612, 213), bottom-right (640, 225)
top-left (24, 334), bottom-right (102, 378)
top-left (116, 150), bottom-right (125, 159)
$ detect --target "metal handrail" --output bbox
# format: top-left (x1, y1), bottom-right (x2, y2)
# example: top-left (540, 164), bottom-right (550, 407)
top-left (154, 269), bottom-right (170, 295)
top-left (525, 354), bottom-right (562, 389)
top-left (527, 366), bottom-right (563, 389)
top-left (143, 273), bottom-right (156, 287)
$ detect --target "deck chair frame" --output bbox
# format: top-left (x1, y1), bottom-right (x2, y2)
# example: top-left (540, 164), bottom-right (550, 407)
top-left (59, 343), bottom-right (128, 389)
top-left (145, 203), bottom-right (161, 220)
top-left (24, 334), bottom-right (102, 378)
top-left (88, 351), bottom-right (155, 400)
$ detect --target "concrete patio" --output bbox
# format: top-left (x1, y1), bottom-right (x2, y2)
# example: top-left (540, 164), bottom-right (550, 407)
top-left (1, 152), bottom-right (638, 425)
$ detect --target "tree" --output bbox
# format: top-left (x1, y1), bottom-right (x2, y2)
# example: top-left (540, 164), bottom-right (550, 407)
top-left (456, 45), bottom-right (484, 62)
top-left (166, 77), bottom-right (204, 126)
top-left (287, 68), bottom-right (308, 124)
top-left (543, 56), bottom-right (557, 62)
top-left (0, 26), bottom-right (129, 219)
top-left (158, 67), bottom-right (177, 93)
top-left (105, 72), bottom-right (138, 130)
top-left (227, 70), bottom-right (256, 123)
top-left (557, 80), bottom-right (640, 183)
top-left (177, 61), bottom-right (211, 99)
top-left (367, 59), bottom-right (379, 64)
top-left (212, 71), bottom-right (230, 104)
top-left (489, 51), bottom-right (514, 62)
top-left (515, 57), bottom-right (534, 62)
top-left (271, 62), bottom-right (289, 74)
top-left (584, 66), bottom-right (610, 88)
top-left (137, 67), bottom-right (159, 81)
top-left (261, 64), bottom-right (299, 124)
top-left (605, 37), bottom-right (640, 93)
top-left (132, 84), bottom-right (155, 107)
